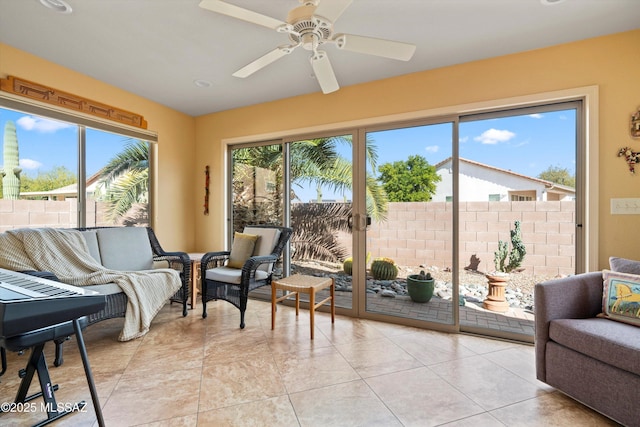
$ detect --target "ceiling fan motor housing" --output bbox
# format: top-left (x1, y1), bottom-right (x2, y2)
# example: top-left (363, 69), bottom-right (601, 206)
top-left (286, 4), bottom-right (332, 50)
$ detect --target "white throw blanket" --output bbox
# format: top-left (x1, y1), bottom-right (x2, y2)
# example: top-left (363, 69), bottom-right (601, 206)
top-left (0, 228), bottom-right (181, 341)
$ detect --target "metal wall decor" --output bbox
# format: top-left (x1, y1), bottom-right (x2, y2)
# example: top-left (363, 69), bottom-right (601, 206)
top-left (631, 107), bottom-right (640, 139)
top-left (204, 165), bottom-right (210, 215)
top-left (617, 107), bottom-right (640, 174)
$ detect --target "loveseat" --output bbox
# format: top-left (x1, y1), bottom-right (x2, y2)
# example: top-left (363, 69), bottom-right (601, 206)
top-left (0, 226), bottom-right (190, 363)
top-left (535, 266), bottom-right (640, 426)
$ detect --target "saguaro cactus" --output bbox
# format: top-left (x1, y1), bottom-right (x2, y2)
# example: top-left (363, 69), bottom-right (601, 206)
top-left (2, 120), bottom-right (21, 199)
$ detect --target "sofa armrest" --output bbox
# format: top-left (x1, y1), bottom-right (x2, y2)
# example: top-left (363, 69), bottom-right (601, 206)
top-left (534, 271), bottom-right (603, 381)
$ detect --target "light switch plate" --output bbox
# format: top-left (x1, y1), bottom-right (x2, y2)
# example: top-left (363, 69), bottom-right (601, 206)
top-left (611, 198), bottom-right (640, 214)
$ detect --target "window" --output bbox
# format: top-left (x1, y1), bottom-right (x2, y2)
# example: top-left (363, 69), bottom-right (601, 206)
top-left (0, 99), bottom-right (155, 230)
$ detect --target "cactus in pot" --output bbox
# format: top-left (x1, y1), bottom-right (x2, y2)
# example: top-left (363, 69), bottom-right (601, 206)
top-left (406, 270), bottom-right (435, 303)
top-left (370, 258), bottom-right (398, 280)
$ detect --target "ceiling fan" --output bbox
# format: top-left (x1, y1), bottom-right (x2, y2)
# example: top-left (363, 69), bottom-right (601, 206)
top-left (198, 0), bottom-right (416, 94)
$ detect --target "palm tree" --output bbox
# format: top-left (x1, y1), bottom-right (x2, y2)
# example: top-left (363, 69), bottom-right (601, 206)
top-left (234, 135), bottom-right (387, 220)
top-left (96, 139), bottom-right (149, 222)
top-left (232, 136), bottom-right (388, 262)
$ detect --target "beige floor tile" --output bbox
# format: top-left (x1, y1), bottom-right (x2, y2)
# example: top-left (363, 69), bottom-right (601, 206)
top-left (289, 380), bottom-right (402, 427)
top-left (198, 355), bottom-right (286, 412)
top-left (273, 345), bottom-right (360, 394)
top-left (334, 336), bottom-right (423, 378)
top-left (137, 413), bottom-right (199, 426)
top-left (439, 412), bottom-right (504, 426)
top-left (390, 329), bottom-right (478, 365)
top-left (315, 316), bottom-right (388, 345)
top-left (366, 367), bottom-right (485, 426)
top-left (432, 355), bottom-right (547, 411)
top-left (489, 391), bottom-right (622, 426)
top-left (196, 395), bottom-right (298, 426)
top-left (101, 367), bottom-right (201, 425)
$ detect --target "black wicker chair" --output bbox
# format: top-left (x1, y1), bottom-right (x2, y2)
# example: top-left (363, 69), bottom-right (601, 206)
top-left (23, 226), bottom-right (190, 366)
top-left (201, 225), bottom-right (293, 328)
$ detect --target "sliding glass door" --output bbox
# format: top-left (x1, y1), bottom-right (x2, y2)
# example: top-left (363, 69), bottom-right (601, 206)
top-left (288, 134), bottom-right (354, 310)
top-left (362, 121), bottom-right (455, 327)
top-left (227, 99), bottom-right (584, 341)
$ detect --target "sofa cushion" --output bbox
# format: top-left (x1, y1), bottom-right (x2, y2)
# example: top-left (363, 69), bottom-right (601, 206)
top-left (227, 232), bottom-right (259, 269)
top-left (609, 256), bottom-right (640, 274)
top-left (80, 230), bottom-right (102, 264)
top-left (96, 227), bottom-right (154, 271)
top-left (601, 269), bottom-right (640, 327)
top-left (84, 282), bottom-right (123, 295)
top-left (549, 317), bottom-right (640, 376)
top-left (205, 266), bottom-right (269, 285)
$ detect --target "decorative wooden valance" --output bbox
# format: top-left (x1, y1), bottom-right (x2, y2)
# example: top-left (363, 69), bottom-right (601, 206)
top-left (0, 75), bottom-right (147, 129)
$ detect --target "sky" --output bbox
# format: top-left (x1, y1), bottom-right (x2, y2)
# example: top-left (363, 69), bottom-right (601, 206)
top-left (1, 106), bottom-right (576, 202)
top-left (296, 108), bottom-right (577, 202)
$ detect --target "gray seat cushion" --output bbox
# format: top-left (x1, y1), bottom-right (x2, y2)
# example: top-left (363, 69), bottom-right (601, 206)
top-left (549, 317), bottom-right (640, 376)
top-left (96, 227), bottom-right (153, 271)
top-left (205, 266), bottom-right (269, 285)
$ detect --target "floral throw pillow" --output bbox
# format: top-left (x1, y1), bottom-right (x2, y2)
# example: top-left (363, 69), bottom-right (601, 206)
top-left (601, 269), bottom-right (640, 327)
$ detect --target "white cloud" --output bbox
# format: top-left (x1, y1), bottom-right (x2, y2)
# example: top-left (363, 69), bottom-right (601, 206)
top-left (425, 145), bottom-right (439, 153)
top-left (20, 159), bottom-right (43, 170)
top-left (529, 114), bottom-right (543, 119)
top-left (459, 136), bottom-right (469, 143)
top-left (17, 116), bottom-right (72, 133)
top-left (474, 128), bottom-right (516, 145)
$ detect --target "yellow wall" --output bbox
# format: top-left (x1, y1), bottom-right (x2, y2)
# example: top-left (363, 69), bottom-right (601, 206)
top-left (195, 30), bottom-right (640, 269)
top-left (0, 43), bottom-right (196, 251)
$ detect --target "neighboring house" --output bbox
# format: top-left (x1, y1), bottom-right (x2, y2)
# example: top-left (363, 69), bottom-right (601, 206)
top-left (19, 171), bottom-right (103, 201)
top-left (432, 157), bottom-right (575, 202)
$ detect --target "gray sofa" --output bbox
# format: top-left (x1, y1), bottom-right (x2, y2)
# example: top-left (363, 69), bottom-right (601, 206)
top-left (535, 271), bottom-right (640, 426)
top-left (74, 226), bottom-right (190, 318)
top-left (14, 227), bottom-right (190, 364)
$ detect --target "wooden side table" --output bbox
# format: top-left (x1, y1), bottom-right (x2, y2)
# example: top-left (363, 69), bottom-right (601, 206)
top-left (188, 253), bottom-right (204, 309)
top-left (271, 274), bottom-right (335, 339)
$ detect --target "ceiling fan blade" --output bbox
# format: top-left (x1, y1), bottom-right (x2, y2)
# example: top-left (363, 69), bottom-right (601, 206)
top-left (311, 51), bottom-right (339, 94)
top-left (333, 33), bottom-right (416, 61)
top-left (313, 0), bottom-right (353, 23)
top-left (199, 0), bottom-right (286, 30)
top-left (232, 46), bottom-right (293, 78)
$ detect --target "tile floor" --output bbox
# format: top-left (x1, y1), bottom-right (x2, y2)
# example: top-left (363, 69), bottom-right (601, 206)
top-left (0, 299), bottom-right (621, 426)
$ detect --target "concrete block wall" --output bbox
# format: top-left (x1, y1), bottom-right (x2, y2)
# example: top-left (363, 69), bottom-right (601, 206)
top-left (0, 199), bottom-right (116, 232)
top-left (362, 201), bottom-right (575, 277)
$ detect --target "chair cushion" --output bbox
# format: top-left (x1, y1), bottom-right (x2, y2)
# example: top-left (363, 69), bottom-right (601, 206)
top-left (244, 227), bottom-right (282, 272)
top-left (227, 232), bottom-right (259, 269)
top-left (245, 227), bottom-right (281, 256)
top-left (205, 266), bottom-right (269, 285)
top-left (96, 227), bottom-right (154, 271)
top-left (80, 230), bottom-right (102, 264)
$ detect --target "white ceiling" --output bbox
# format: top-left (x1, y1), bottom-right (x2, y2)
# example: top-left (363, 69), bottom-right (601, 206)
top-left (1, 0), bottom-right (639, 117)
